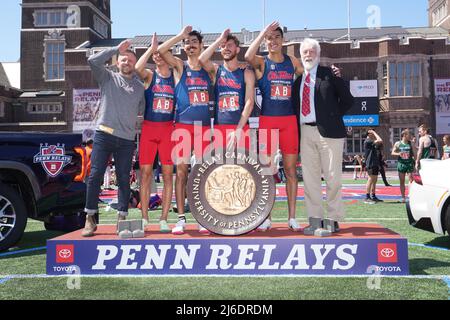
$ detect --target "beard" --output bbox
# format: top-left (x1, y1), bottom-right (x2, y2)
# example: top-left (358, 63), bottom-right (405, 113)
top-left (302, 57), bottom-right (320, 71)
top-left (223, 52), bottom-right (237, 62)
top-left (119, 65), bottom-right (133, 75)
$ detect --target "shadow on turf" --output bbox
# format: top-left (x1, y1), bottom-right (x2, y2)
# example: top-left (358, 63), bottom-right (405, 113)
top-left (409, 258), bottom-right (450, 275)
top-left (0, 230), bottom-right (64, 259)
top-left (425, 236), bottom-right (450, 250)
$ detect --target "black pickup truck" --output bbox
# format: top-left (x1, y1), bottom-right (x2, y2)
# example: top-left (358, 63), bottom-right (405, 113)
top-left (0, 132), bottom-right (87, 251)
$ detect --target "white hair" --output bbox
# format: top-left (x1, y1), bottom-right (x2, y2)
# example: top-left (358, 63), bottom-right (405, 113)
top-left (300, 38), bottom-right (321, 56)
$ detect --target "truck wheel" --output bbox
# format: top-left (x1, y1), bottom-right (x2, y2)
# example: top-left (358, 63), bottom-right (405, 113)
top-left (445, 205), bottom-right (450, 237)
top-left (0, 183), bottom-right (27, 252)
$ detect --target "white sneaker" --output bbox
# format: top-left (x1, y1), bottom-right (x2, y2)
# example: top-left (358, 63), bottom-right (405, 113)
top-left (142, 219), bottom-right (149, 228)
top-left (288, 218), bottom-right (302, 232)
top-left (198, 224), bottom-right (210, 235)
top-left (172, 219), bottom-right (186, 235)
top-left (257, 219), bottom-right (272, 232)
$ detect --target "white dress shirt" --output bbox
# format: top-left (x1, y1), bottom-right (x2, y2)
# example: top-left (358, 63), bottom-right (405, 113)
top-left (299, 64), bottom-right (318, 125)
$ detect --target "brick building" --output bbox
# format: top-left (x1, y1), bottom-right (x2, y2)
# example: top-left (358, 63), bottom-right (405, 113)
top-left (1, 0), bottom-right (450, 159)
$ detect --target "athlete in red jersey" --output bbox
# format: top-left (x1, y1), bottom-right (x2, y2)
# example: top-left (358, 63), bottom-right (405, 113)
top-left (135, 33), bottom-right (175, 233)
top-left (245, 22), bottom-right (304, 232)
top-left (158, 26), bottom-right (213, 235)
top-left (199, 29), bottom-right (255, 151)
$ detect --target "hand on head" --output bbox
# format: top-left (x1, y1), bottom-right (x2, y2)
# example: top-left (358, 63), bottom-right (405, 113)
top-left (264, 21), bottom-right (280, 36)
top-left (182, 25), bottom-right (193, 37)
top-left (219, 29), bottom-right (231, 46)
top-left (118, 39), bottom-right (132, 54)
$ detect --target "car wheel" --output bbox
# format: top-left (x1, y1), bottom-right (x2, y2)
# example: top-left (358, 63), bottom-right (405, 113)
top-left (0, 183), bottom-right (28, 252)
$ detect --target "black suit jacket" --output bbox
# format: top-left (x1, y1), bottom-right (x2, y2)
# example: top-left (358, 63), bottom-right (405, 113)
top-left (293, 66), bottom-right (354, 141)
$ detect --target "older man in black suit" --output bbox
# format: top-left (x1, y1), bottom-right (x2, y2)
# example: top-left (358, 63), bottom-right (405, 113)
top-left (293, 38), bottom-right (354, 237)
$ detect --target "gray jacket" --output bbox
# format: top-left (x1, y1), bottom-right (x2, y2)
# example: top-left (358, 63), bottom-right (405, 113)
top-left (88, 46), bottom-right (145, 141)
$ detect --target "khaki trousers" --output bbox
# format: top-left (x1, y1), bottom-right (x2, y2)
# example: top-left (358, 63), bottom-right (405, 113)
top-left (300, 125), bottom-right (345, 221)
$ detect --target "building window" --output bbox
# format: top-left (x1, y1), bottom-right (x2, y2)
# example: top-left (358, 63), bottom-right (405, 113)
top-left (94, 15), bottom-right (108, 38)
top-left (387, 62), bottom-right (420, 97)
top-left (34, 10), bottom-right (70, 27)
top-left (346, 129), bottom-right (365, 155)
top-left (432, 2), bottom-right (448, 25)
top-left (27, 103), bottom-right (62, 114)
top-left (45, 41), bottom-right (65, 80)
top-left (382, 62), bottom-right (388, 96)
top-left (0, 101), bottom-right (5, 118)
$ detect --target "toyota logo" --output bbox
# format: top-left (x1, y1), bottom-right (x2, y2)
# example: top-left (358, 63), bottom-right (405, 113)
top-left (58, 249), bottom-right (72, 259)
top-left (380, 248), bottom-right (395, 258)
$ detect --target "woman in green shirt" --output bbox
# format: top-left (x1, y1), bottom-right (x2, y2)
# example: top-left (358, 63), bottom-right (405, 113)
top-left (392, 129), bottom-right (415, 203)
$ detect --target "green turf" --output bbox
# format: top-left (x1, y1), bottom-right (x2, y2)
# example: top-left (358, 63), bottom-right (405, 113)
top-left (0, 277), bottom-right (447, 300)
top-left (1, 197), bottom-right (449, 300)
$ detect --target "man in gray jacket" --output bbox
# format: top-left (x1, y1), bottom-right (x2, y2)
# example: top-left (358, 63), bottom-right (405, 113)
top-left (82, 39), bottom-right (145, 237)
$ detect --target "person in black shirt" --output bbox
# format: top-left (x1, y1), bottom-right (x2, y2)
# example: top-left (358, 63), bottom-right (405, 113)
top-left (364, 129), bottom-right (383, 203)
top-left (377, 142), bottom-right (392, 187)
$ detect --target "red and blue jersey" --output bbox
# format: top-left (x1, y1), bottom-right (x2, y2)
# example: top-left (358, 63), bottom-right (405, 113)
top-left (144, 71), bottom-right (175, 122)
top-left (174, 63), bottom-right (212, 126)
top-left (214, 65), bottom-right (246, 125)
top-left (257, 54), bottom-right (295, 116)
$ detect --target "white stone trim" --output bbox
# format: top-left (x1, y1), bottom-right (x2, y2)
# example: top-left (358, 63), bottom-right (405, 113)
top-left (22, 1), bottom-right (112, 24)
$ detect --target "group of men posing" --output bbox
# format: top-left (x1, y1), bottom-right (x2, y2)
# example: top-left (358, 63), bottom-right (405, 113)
top-left (81, 22), bottom-right (354, 238)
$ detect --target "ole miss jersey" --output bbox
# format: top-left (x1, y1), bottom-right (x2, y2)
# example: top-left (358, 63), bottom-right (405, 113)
top-left (174, 63), bottom-right (212, 126)
top-left (257, 54), bottom-right (295, 116)
top-left (214, 65), bottom-right (246, 125)
top-left (144, 71), bottom-right (175, 122)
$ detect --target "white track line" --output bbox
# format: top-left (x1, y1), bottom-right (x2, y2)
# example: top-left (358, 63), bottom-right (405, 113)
top-left (0, 274), bottom-right (449, 280)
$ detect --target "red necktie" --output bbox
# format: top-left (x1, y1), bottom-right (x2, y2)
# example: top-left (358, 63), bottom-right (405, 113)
top-left (302, 73), bottom-right (311, 117)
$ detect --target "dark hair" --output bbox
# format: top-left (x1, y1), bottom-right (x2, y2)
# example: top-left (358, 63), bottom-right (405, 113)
top-left (184, 30), bottom-right (203, 44)
top-left (401, 129), bottom-right (410, 138)
top-left (226, 34), bottom-right (240, 47)
top-left (274, 27), bottom-right (284, 37)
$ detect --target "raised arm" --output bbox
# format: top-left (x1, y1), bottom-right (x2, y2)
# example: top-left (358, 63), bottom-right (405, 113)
top-left (88, 39), bottom-right (131, 85)
top-left (199, 29), bottom-right (230, 78)
top-left (237, 68), bottom-right (256, 130)
top-left (157, 26), bottom-right (192, 76)
top-left (245, 21), bottom-right (280, 76)
top-left (135, 33), bottom-right (157, 87)
top-left (370, 130), bottom-right (383, 145)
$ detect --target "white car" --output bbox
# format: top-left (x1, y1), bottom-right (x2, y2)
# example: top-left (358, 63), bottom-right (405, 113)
top-left (407, 159), bottom-right (450, 237)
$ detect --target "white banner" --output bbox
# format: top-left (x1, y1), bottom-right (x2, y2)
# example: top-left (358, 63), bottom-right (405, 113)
top-left (434, 79), bottom-right (450, 135)
top-left (350, 80), bottom-right (378, 98)
top-left (72, 89), bottom-right (101, 133)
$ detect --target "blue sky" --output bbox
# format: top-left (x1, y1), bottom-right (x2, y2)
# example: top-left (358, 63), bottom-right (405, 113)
top-left (0, 0), bottom-right (428, 62)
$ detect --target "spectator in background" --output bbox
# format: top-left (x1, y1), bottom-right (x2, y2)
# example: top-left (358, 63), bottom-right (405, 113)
top-left (153, 153), bottom-right (162, 184)
top-left (364, 129), bottom-right (383, 204)
top-left (84, 139), bottom-right (94, 181)
top-left (274, 149), bottom-right (285, 183)
top-left (416, 124), bottom-right (438, 170)
top-left (377, 142), bottom-right (392, 187)
top-left (103, 156), bottom-right (113, 190)
top-left (352, 154), bottom-right (363, 180)
top-left (392, 129), bottom-right (415, 203)
top-left (442, 135), bottom-right (450, 160)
